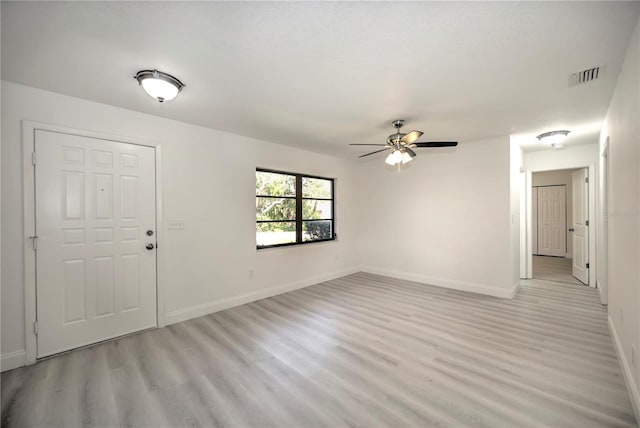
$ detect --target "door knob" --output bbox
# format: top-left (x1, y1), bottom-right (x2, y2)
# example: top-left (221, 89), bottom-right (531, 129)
top-left (146, 243), bottom-right (155, 250)
top-left (568, 228), bottom-right (575, 232)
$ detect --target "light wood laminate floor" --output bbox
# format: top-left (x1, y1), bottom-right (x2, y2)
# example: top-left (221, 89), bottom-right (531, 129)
top-left (2, 273), bottom-right (636, 427)
top-left (533, 255), bottom-right (584, 286)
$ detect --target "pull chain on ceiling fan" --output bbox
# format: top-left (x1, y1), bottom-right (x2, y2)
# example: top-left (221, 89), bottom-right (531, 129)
top-left (350, 119), bottom-right (458, 165)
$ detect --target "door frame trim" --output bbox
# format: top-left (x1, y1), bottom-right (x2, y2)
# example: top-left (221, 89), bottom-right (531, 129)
top-left (22, 120), bottom-right (166, 365)
top-left (523, 161), bottom-right (597, 287)
top-left (599, 138), bottom-right (610, 305)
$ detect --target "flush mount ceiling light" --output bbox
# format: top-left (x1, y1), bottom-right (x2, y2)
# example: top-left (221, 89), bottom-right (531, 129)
top-left (134, 69), bottom-right (185, 103)
top-left (536, 130), bottom-right (570, 147)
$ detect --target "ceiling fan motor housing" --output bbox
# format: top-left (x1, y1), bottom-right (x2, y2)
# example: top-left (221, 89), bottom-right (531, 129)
top-left (387, 133), bottom-right (406, 145)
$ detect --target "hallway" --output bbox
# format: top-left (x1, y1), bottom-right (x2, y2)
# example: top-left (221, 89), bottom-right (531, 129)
top-left (533, 255), bottom-right (585, 286)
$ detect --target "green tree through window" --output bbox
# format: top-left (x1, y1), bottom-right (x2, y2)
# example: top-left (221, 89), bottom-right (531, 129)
top-left (256, 169), bottom-right (334, 248)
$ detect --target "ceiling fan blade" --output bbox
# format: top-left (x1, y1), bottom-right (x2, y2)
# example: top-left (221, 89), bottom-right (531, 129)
top-left (414, 141), bottom-right (458, 148)
top-left (404, 147), bottom-right (417, 157)
top-left (358, 148), bottom-right (390, 158)
top-left (349, 143), bottom-right (388, 146)
top-left (400, 130), bottom-right (424, 144)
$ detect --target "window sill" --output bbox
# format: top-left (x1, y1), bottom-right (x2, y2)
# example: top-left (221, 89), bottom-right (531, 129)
top-left (256, 237), bottom-right (337, 251)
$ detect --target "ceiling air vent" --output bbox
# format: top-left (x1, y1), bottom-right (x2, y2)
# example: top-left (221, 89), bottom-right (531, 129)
top-left (568, 66), bottom-right (603, 87)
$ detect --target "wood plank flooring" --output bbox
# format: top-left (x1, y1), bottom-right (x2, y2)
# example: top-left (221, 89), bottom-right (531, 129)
top-left (2, 273), bottom-right (636, 427)
top-left (533, 255), bottom-right (584, 286)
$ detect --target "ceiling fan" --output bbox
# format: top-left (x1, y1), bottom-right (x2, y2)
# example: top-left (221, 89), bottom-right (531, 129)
top-left (350, 120), bottom-right (458, 165)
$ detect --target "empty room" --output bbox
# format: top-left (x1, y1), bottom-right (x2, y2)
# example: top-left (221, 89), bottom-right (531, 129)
top-left (1, 1), bottom-right (639, 427)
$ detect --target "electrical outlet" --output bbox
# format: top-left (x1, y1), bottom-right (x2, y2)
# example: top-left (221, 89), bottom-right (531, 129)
top-left (168, 219), bottom-right (184, 230)
top-left (248, 269), bottom-right (255, 279)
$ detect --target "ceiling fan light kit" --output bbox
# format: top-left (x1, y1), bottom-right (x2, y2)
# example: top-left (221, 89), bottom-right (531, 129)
top-left (134, 69), bottom-right (185, 103)
top-left (401, 151), bottom-right (413, 164)
top-left (536, 130), bottom-right (570, 147)
top-left (385, 149), bottom-right (411, 165)
top-left (351, 119), bottom-right (458, 165)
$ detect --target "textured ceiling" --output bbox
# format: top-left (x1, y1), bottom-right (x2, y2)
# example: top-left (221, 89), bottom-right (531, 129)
top-left (2, 1), bottom-right (638, 157)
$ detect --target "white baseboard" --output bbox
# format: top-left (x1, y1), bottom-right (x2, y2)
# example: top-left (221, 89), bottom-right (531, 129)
top-left (608, 316), bottom-right (640, 423)
top-left (509, 280), bottom-right (522, 299)
top-left (1, 349), bottom-right (26, 372)
top-left (597, 280), bottom-right (608, 305)
top-left (165, 267), bottom-right (360, 325)
top-left (361, 266), bottom-right (517, 299)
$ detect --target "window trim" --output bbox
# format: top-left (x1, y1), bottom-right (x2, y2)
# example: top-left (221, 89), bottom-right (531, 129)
top-left (256, 168), bottom-right (336, 249)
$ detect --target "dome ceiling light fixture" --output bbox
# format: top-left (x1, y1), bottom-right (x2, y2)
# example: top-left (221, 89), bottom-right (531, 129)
top-left (134, 69), bottom-right (185, 103)
top-left (536, 130), bottom-right (570, 148)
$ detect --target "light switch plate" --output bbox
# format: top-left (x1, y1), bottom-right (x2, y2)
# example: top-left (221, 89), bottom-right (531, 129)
top-left (168, 219), bottom-right (184, 230)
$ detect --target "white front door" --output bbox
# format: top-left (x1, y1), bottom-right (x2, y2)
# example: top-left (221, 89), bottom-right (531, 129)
top-left (35, 130), bottom-right (157, 357)
top-left (537, 185), bottom-right (566, 257)
top-left (572, 168), bottom-right (589, 285)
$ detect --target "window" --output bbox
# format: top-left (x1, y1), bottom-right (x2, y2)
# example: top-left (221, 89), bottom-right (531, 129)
top-left (256, 168), bottom-right (335, 249)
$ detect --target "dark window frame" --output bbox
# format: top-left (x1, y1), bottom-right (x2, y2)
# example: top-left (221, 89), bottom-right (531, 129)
top-left (256, 168), bottom-right (336, 249)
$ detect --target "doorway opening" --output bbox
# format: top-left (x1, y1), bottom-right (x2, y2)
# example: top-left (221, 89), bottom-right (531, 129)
top-left (525, 166), bottom-right (593, 287)
top-left (533, 255), bottom-right (583, 285)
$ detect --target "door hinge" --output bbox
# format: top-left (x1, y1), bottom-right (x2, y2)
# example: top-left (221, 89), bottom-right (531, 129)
top-left (33, 321), bottom-right (38, 335)
top-left (585, 177), bottom-right (589, 184)
top-left (586, 220), bottom-right (590, 226)
top-left (28, 235), bottom-right (39, 251)
top-left (586, 263), bottom-right (590, 269)
top-left (31, 151), bottom-right (36, 166)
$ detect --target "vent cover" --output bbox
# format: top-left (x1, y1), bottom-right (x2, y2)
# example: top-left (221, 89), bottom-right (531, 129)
top-left (569, 66), bottom-right (603, 87)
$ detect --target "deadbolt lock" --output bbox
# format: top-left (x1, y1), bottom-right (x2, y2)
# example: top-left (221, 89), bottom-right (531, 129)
top-left (146, 230), bottom-right (154, 236)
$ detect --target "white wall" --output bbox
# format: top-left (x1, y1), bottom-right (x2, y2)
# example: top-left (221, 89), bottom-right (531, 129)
top-left (1, 81), bottom-right (360, 369)
top-left (532, 169), bottom-right (576, 187)
top-left (356, 136), bottom-right (519, 298)
top-left (599, 13), bottom-right (640, 418)
top-left (525, 144), bottom-right (599, 171)
top-left (532, 168), bottom-right (578, 257)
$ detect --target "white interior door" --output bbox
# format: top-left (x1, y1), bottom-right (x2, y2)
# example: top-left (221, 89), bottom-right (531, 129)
top-left (537, 185), bottom-right (566, 257)
top-left (572, 168), bottom-right (589, 284)
top-left (35, 130), bottom-right (157, 357)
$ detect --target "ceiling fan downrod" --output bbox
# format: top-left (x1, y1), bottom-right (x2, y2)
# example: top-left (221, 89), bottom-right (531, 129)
top-left (388, 119), bottom-right (406, 147)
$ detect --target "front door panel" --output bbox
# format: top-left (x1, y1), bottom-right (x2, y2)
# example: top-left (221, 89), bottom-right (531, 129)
top-left (35, 130), bottom-right (157, 357)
